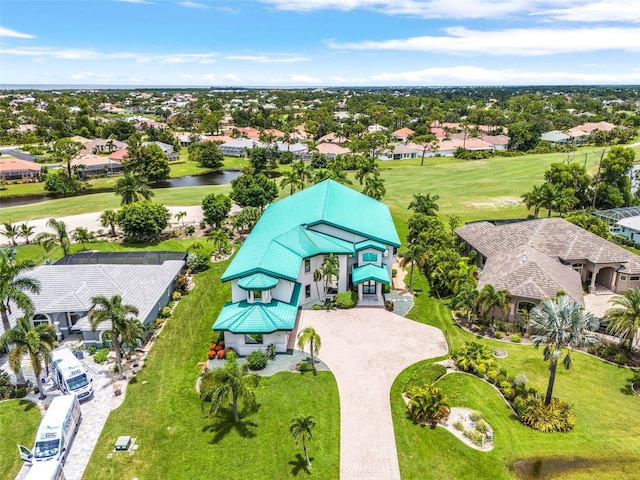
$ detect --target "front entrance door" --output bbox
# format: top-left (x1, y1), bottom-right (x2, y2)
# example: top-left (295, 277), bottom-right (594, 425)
top-left (363, 280), bottom-right (376, 295)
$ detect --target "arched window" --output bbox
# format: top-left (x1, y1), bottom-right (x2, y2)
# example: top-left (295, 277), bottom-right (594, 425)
top-left (362, 252), bottom-right (378, 263)
top-left (32, 313), bottom-right (50, 328)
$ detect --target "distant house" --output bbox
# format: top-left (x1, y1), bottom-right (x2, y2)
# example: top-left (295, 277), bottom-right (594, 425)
top-left (378, 143), bottom-right (420, 160)
top-left (435, 137), bottom-right (495, 157)
top-left (223, 126), bottom-right (261, 139)
top-left (0, 158), bottom-right (41, 181)
top-left (481, 135), bottom-right (510, 151)
top-left (540, 130), bottom-right (570, 146)
top-left (577, 121), bottom-right (616, 135)
top-left (65, 154), bottom-right (123, 177)
top-left (456, 218), bottom-right (640, 320)
top-left (2, 252), bottom-right (186, 346)
top-left (214, 180), bottom-right (400, 355)
top-left (142, 141), bottom-right (179, 160)
top-left (75, 138), bottom-right (127, 155)
top-left (219, 138), bottom-right (308, 157)
top-left (175, 132), bottom-right (207, 148)
top-left (391, 127), bottom-right (414, 142)
top-left (318, 132), bottom-right (348, 144)
top-left (368, 124), bottom-right (387, 133)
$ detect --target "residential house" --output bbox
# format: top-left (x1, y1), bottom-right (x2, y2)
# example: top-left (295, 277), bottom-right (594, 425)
top-left (391, 127), bottom-right (415, 142)
top-left (378, 144), bottom-right (420, 160)
top-left (456, 218), bottom-right (640, 320)
top-left (540, 130), bottom-right (570, 146)
top-left (142, 141), bottom-right (179, 160)
top-left (318, 132), bottom-right (348, 144)
top-left (0, 158), bottom-right (41, 181)
top-left (213, 180), bottom-right (400, 355)
top-left (2, 252), bottom-right (185, 346)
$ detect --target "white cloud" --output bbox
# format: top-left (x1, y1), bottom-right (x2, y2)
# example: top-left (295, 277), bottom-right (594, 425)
top-left (214, 6), bottom-right (239, 14)
top-left (177, 1), bottom-right (210, 8)
top-left (0, 26), bottom-right (36, 39)
top-left (180, 74), bottom-right (195, 78)
top-left (329, 75), bottom-right (346, 82)
top-left (261, 0), bottom-right (611, 20)
top-left (117, 0), bottom-right (154, 4)
top-left (1, 46), bottom-right (222, 63)
top-left (371, 65), bottom-right (640, 85)
top-left (327, 26), bottom-right (640, 56)
top-left (290, 74), bottom-right (320, 83)
top-left (70, 72), bottom-right (111, 81)
top-left (223, 54), bottom-right (310, 63)
top-left (203, 73), bottom-right (238, 82)
top-left (534, 1), bottom-right (640, 23)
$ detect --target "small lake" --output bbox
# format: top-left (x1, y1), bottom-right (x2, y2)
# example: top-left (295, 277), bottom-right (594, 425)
top-left (0, 170), bottom-right (242, 209)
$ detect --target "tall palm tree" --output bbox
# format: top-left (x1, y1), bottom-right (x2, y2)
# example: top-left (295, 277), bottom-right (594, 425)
top-left (363, 172), bottom-right (386, 200)
top-left (292, 160), bottom-right (313, 186)
top-left (521, 185), bottom-right (544, 218)
top-left (207, 229), bottom-right (229, 256)
top-left (120, 318), bottom-right (145, 358)
top-left (605, 288), bottom-right (640, 350)
top-left (540, 183), bottom-right (560, 218)
top-left (399, 242), bottom-right (426, 292)
top-left (100, 209), bottom-right (118, 237)
top-left (72, 227), bottom-right (91, 250)
top-left (297, 326), bottom-right (321, 367)
top-left (313, 267), bottom-right (323, 303)
top-left (89, 294), bottom-right (139, 380)
top-left (0, 250), bottom-right (40, 337)
top-left (175, 211), bottom-right (187, 227)
top-left (114, 173), bottom-right (154, 205)
top-left (289, 415), bottom-right (316, 467)
top-left (17, 223), bottom-right (35, 245)
top-left (450, 281), bottom-right (480, 325)
top-left (0, 317), bottom-right (56, 397)
top-left (320, 254), bottom-right (340, 300)
top-left (408, 193), bottom-right (440, 217)
top-left (199, 353), bottom-right (259, 422)
top-left (355, 156), bottom-right (378, 185)
top-left (529, 295), bottom-right (598, 405)
top-left (35, 218), bottom-right (71, 256)
top-left (1, 222), bottom-right (19, 246)
top-left (279, 170), bottom-right (304, 195)
top-left (475, 284), bottom-right (511, 325)
top-left (325, 166), bottom-right (352, 185)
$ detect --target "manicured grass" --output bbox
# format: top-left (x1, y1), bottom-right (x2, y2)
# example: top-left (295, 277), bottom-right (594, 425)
top-left (394, 271), bottom-right (640, 479)
top-left (82, 260), bottom-right (340, 480)
top-left (0, 400), bottom-right (41, 479)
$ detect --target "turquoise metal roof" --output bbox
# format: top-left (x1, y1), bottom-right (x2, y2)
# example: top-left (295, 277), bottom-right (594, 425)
top-left (355, 239), bottom-right (387, 252)
top-left (237, 272), bottom-right (279, 291)
top-left (222, 180), bottom-right (400, 282)
top-left (213, 300), bottom-right (298, 334)
top-left (352, 264), bottom-right (391, 285)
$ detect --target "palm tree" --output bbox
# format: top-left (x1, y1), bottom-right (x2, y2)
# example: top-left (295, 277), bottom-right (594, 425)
top-left (100, 209), bottom-right (118, 237)
top-left (72, 227), bottom-right (91, 250)
top-left (199, 353), bottom-right (259, 423)
top-left (325, 166), bottom-right (352, 185)
top-left (289, 415), bottom-right (316, 467)
top-left (408, 193), bottom-right (440, 217)
top-left (399, 242), bottom-right (426, 292)
top-left (475, 284), bottom-right (510, 325)
top-left (313, 267), bottom-right (323, 303)
top-left (207, 229), bottom-right (229, 256)
top-left (89, 294), bottom-right (139, 380)
top-left (0, 250), bottom-right (40, 337)
top-left (105, 138), bottom-right (116, 154)
top-left (529, 295), bottom-right (598, 405)
top-left (114, 173), bottom-right (154, 205)
top-left (279, 170), bottom-right (304, 195)
top-left (451, 282), bottom-right (479, 325)
top-left (320, 254), bottom-right (340, 301)
top-left (120, 318), bottom-right (144, 358)
top-left (0, 317), bottom-right (56, 397)
top-left (540, 183), bottom-right (560, 218)
top-left (17, 223), bottom-right (35, 245)
top-left (522, 185), bottom-right (544, 218)
top-left (292, 160), bottom-right (313, 185)
top-left (1, 222), bottom-right (19, 246)
top-left (297, 326), bottom-right (321, 367)
top-left (406, 383), bottom-right (450, 426)
top-left (363, 172), bottom-right (386, 200)
top-left (175, 210), bottom-right (187, 227)
top-left (35, 218), bottom-right (71, 256)
top-left (355, 156), bottom-right (378, 185)
top-left (605, 288), bottom-right (640, 350)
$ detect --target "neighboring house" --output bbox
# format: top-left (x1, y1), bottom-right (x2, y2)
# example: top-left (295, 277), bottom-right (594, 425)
top-left (456, 218), bottom-right (640, 320)
top-left (378, 143), bottom-right (419, 160)
top-left (0, 158), bottom-right (41, 180)
top-left (566, 128), bottom-right (590, 144)
top-left (577, 121), bottom-right (616, 134)
top-left (223, 126), bottom-right (261, 139)
top-left (481, 135), bottom-right (510, 151)
top-left (391, 127), bottom-right (414, 142)
top-left (318, 132), bottom-right (348, 144)
top-left (66, 154), bottom-right (123, 177)
top-left (435, 137), bottom-right (495, 157)
top-left (616, 217), bottom-right (640, 243)
top-left (368, 124), bottom-right (387, 133)
top-left (315, 142), bottom-right (351, 158)
top-left (3, 252), bottom-right (186, 346)
top-left (142, 141), bottom-right (179, 160)
top-left (79, 138), bottom-right (127, 154)
top-left (175, 132), bottom-right (207, 148)
top-left (213, 180), bottom-right (400, 355)
top-left (219, 138), bottom-right (308, 157)
top-left (540, 131), bottom-right (570, 146)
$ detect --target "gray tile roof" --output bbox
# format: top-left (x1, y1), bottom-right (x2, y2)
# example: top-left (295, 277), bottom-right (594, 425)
top-left (5, 261), bottom-right (184, 335)
top-left (479, 246), bottom-right (584, 304)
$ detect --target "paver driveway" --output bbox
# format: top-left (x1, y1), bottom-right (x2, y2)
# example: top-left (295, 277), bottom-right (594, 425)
top-left (296, 309), bottom-right (448, 480)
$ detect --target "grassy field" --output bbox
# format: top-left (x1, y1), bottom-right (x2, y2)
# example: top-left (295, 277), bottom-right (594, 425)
top-left (82, 260), bottom-right (340, 480)
top-left (392, 272), bottom-right (640, 479)
top-left (0, 400), bottom-right (41, 479)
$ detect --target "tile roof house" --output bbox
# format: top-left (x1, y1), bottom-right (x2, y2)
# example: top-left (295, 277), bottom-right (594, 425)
top-left (214, 180), bottom-right (400, 355)
top-left (3, 256), bottom-right (185, 346)
top-left (0, 158), bottom-right (41, 180)
top-left (391, 127), bottom-right (414, 142)
top-left (456, 218), bottom-right (640, 320)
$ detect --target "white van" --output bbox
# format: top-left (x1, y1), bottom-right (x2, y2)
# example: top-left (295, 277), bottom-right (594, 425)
top-left (51, 348), bottom-right (93, 400)
top-left (24, 460), bottom-right (66, 480)
top-left (18, 395), bottom-right (81, 465)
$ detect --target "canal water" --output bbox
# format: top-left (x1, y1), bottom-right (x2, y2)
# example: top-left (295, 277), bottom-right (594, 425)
top-left (0, 170), bottom-right (242, 209)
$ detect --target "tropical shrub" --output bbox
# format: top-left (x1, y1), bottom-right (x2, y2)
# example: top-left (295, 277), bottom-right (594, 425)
top-left (335, 291), bottom-right (358, 309)
top-left (510, 334), bottom-right (522, 343)
top-left (383, 284), bottom-right (391, 293)
top-left (185, 225), bottom-right (196, 235)
top-left (87, 346), bottom-right (97, 355)
top-left (453, 420), bottom-right (464, 431)
top-left (453, 342), bottom-right (495, 376)
top-left (298, 360), bottom-right (315, 372)
top-left (175, 274), bottom-right (190, 295)
top-left (0, 369), bottom-right (11, 399)
top-left (159, 306), bottom-right (172, 318)
top-left (246, 350), bottom-right (268, 370)
top-left (186, 251), bottom-right (210, 273)
top-left (475, 419), bottom-right (489, 434)
top-left (405, 383), bottom-right (450, 426)
top-left (172, 291), bottom-right (182, 302)
top-left (93, 348), bottom-right (109, 364)
top-left (520, 396), bottom-right (576, 432)
top-left (495, 331), bottom-right (504, 339)
top-left (463, 429), bottom-right (485, 446)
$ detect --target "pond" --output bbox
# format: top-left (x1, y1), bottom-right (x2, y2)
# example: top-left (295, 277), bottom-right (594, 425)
top-left (0, 170), bottom-right (242, 209)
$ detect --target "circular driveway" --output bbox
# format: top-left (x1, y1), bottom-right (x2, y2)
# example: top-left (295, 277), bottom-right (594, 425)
top-left (296, 309), bottom-right (448, 480)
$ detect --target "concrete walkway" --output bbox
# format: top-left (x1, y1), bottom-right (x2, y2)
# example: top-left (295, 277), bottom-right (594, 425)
top-left (297, 309), bottom-right (448, 480)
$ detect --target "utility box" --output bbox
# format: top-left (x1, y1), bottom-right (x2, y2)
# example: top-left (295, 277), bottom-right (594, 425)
top-left (115, 436), bottom-right (131, 451)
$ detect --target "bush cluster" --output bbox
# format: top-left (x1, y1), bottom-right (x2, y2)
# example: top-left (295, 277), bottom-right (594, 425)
top-left (298, 360), bottom-right (315, 372)
top-left (246, 350), bottom-right (268, 370)
top-left (518, 397), bottom-right (576, 432)
top-left (93, 348), bottom-right (109, 364)
top-left (335, 291), bottom-right (359, 309)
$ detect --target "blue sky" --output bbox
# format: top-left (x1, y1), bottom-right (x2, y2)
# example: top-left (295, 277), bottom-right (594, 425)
top-left (1, 0), bottom-right (639, 86)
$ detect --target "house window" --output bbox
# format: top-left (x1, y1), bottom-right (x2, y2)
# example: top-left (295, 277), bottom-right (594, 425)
top-left (244, 334), bottom-right (263, 344)
top-left (253, 290), bottom-right (262, 300)
top-left (32, 313), bottom-right (50, 327)
top-left (362, 252), bottom-right (378, 263)
top-left (304, 259), bottom-right (310, 273)
top-left (572, 263), bottom-right (583, 274)
top-left (517, 302), bottom-right (536, 314)
top-left (363, 280), bottom-right (376, 294)
top-left (305, 285), bottom-right (311, 298)
top-left (630, 276), bottom-right (640, 281)
top-left (620, 275), bottom-right (627, 281)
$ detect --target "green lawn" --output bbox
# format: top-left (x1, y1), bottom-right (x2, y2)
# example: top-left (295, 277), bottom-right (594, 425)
top-left (0, 400), bottom-right (41, 479)
top-left (393, 272), bottom-right (640, 479)
top-left (82, 260), bottom-right (340, 480)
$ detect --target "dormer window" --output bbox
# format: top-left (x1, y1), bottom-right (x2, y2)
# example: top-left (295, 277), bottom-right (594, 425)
top-left (363, 252), bottom-right (378, 263)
